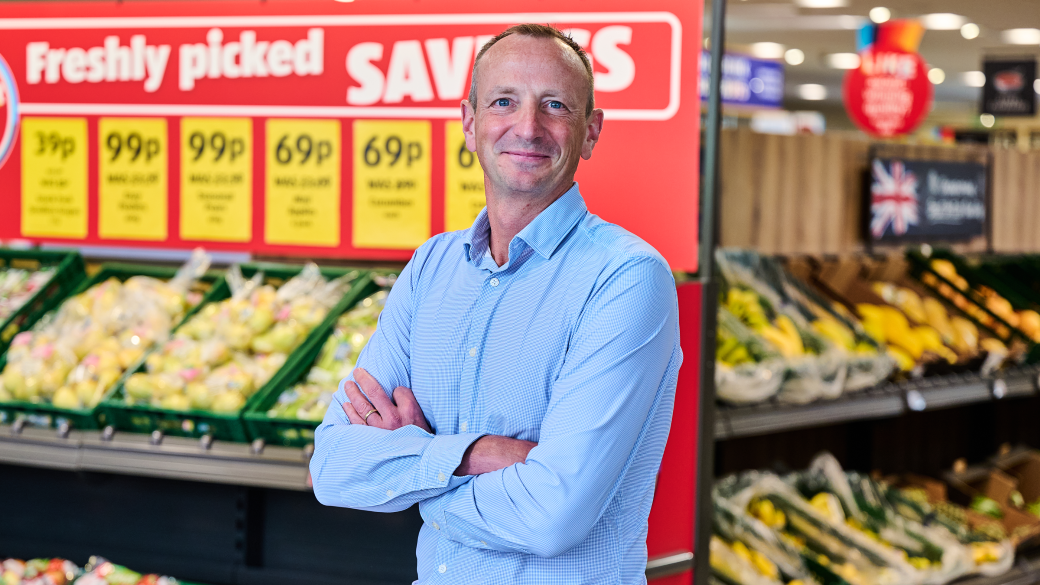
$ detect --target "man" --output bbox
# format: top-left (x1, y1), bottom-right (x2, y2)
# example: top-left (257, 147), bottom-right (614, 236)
top-left (311, 24), bottom-right (681, 584)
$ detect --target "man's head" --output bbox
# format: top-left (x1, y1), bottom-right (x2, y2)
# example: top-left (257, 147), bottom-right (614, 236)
top-left (469, 24), bottom-right (596, 118)
top-left (462, 24), bottom-right (604, 201)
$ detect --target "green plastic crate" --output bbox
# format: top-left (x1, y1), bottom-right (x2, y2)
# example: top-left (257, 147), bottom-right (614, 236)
top-left (243, 275), bottom-right (387, 447)
top-left (0, 262), bottom-right (219, 431)
top-left (0, 248), bottom-right (86, 357)
top-left (98, 263), bottom-right (369, 442)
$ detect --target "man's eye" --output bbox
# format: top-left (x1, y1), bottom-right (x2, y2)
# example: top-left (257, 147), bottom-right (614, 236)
top-left (548, 101), bottom-right (563, 109)
top-left (495, 98), bottom-right (510, 107)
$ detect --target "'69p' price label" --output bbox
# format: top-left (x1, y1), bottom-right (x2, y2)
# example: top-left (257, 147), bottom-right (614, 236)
top-left (180, 117), bottom-right (252, 242)
top-left (352, 120), bottom-right (430, 250)
top-left (265, 119), bottom-right (341, 247)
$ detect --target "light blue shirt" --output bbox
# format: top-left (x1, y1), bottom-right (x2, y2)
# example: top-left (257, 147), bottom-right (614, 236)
top-left (310, 184), bottom-right (682, 584)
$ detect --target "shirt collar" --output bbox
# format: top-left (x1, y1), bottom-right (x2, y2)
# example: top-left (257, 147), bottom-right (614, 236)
top-left (462, 183), bottom-right (587, 265)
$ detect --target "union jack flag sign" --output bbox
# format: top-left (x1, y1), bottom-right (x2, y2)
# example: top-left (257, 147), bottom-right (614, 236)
top-left (870, 159), bottom-right (919, 238)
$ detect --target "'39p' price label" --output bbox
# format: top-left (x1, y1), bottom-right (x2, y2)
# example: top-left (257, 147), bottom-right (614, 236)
top-left (265, 119), bottom-right (341, 247)
top-left (20, 117), bottom-right (88, 239)
top-left (352, 120), bottom-right (431, 250)
top-left (98, 118), bottom-right (168, 241)
top-left (180, 117), bottom-right (252, 242)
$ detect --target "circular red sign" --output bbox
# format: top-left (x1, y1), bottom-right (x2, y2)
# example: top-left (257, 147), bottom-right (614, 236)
top-left (843, 49), bottom-right (933, 137)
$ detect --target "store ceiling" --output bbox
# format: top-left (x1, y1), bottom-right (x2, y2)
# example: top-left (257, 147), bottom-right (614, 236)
top-left (716, 0), bottom-right (1040, 115)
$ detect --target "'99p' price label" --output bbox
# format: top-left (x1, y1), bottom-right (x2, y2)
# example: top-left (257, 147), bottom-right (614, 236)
top-left (352, 120), bottom-right (431, 250)
top-left (179, 117), bottom-right (252, 242)
top-left (98, 118), bottom-right (168, 241)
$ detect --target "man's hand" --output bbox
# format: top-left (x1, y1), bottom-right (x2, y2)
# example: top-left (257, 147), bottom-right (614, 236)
top-left (344, 368), bottom-right (536, 477)
top-left (343, 368), bottom-right (432, 433)
top-left (455, 436), bottom-right (537, 477)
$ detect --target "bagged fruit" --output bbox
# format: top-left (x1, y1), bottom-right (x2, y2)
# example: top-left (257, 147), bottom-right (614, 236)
top-left (0, 249), bottom-right (211, 410)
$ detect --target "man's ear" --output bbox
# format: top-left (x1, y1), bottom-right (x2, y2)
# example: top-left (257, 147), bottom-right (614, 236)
top-left (581, 108), bottom-right (605, 161)
top-left (461, 100), bottom-right (478, 153)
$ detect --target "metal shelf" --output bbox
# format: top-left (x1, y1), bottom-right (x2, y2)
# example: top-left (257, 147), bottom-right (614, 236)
top-left (0, 424), bottom-right (310, 491)
top-left (716, 367), bottom-right (1040, 440)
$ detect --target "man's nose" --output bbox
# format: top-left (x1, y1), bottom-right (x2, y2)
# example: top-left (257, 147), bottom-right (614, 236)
top-left (512, 101), bottom-right (543, 141)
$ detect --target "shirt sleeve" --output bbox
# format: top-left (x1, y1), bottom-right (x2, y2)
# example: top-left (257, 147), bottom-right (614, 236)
top-left (417, 255), bottom-right (681, 557)
top-left (310, 247), bottom-right (485, 513)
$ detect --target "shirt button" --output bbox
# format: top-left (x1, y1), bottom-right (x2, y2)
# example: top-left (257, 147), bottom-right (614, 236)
top-left (460, 421), bottom-right (468, 432)
top-left (469, 347), bottom-right (477, 357)
top-left (432, 521), bottom-right (440, 530)
top-left (489, 277), bottom-right (499, 287)
top-left (438, 564), bottom-right (447, 574)
top-left (386, 489), bottom-right (394, 497)
top-left (437, 472), bottom-right (446, 483)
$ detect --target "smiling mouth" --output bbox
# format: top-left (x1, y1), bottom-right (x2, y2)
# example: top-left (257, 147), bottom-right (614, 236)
top-left (503, 151), bottom-right (551, 160)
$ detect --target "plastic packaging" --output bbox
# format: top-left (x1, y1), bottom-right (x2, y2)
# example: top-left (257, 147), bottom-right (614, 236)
top-left (267, 289), bottom-right (387, 421)
top-left (0, 250), bottom-right (212, 409)
top-left (125, 262), bottom-right (353, 414)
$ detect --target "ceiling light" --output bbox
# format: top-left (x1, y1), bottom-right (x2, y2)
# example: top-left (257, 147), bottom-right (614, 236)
top-left (869, 7), bottom-right (891, 24)
top-left (928, 68), bottom-right (945, 84)
top-left (750, 42), bottom-right (786, 59)
top-left (798, 84), bottom-right (827, 100)
top-left (793, 0), bottom-right (849, 7)
top-left (980, 114), bottom-right (995, 128)
top-left (1002, 28), bottom-right (1040, 45)
top-left (921, 13), bottom-right (968, 30)
top-left (960, 23), bottom-right (980, 40)
top-left (1035, 79), bottom-right (1040, 94)
top-left (962, 71), bottom-right (986, 87)
top-left (785, 48), bottom-right (805, 65)
top-left (826, 53), bottom-right (861, 69)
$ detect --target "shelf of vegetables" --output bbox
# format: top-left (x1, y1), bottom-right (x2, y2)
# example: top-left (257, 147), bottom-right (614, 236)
top-left (0, 555), bottom-right (207, 585)
top-left (711, 453), bottom-right (1025, 585)
top-left (713, 249), bottom-right (1040, 440)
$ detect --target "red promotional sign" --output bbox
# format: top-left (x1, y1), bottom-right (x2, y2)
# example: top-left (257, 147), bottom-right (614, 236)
top-left (0, 1), bottom-right (702, 271)
top-left (843, 21), bottom-right (932, 138)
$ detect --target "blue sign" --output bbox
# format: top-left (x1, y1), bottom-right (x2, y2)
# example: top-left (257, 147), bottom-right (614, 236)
top-left (700, 50), bottom-right (784, 109)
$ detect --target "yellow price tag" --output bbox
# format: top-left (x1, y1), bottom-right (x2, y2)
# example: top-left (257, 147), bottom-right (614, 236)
top-left (180, 117), bottom-right (252, 242)
top-left (444, 121), bottom-right (486, 232)
top-left (352, 120), bottom-right (431, 249)
top-left (265, 119), bottom-right (341, 247)
top-left (98, 118), bottom-right (168, 241)
top-left (20, 117), bottom-right (88, 239)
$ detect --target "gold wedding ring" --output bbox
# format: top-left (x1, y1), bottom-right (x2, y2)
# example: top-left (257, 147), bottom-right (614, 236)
top-left (362, 409), bottom-right (379, 423)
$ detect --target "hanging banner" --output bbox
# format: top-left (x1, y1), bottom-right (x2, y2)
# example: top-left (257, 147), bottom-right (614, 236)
top-left (0, 0), bottom-right (702, 271)
top-left (869, 157), bottom-right (986, 243)
top-left (844, 20), bottom-right (933, 138)
top-left (982, 58), bottom-right (1037, 117)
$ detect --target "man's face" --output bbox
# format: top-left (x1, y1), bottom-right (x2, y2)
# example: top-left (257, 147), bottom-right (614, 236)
top-left (462, 35), bottom-right (603, 199)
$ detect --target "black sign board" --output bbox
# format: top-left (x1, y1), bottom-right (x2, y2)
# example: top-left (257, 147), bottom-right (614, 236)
top-left (982, 58), bottom-right (1037, 117)
top-left (868, 158), bottom-right (986, 243)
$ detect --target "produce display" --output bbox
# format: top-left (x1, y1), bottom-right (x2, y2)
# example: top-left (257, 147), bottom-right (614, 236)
top-left (713, 453), bottom-right (1014, 585)
top-left (0, 266), bottom-right (56, 322)
top-left (266, 289), bottom-right (387, 421)
top-left (923, 258), bottom-right (1040, 343)
top-left (1, 556), bottom-right (185, 585)
top-left (122, 263), bottom-right (353, 414)
top-left (861, 282), bottom-right (1007, 373)
top-left (0, 252), bottom-right (211, 410)
top-left (715, 250), bottom-right (892, 405)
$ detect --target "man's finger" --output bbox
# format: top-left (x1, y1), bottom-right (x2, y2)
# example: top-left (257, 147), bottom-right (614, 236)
top-left (342, 400), bottom-right (365, 425)
top-left (343, 380), bottom-right (381, 426)
top-left (354, 368), bottom-right (397, 414)
top-left (394, 387), bottom-right (432, 433)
